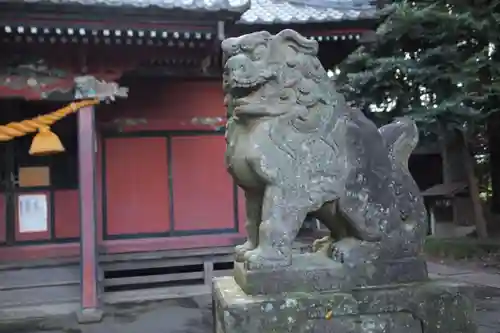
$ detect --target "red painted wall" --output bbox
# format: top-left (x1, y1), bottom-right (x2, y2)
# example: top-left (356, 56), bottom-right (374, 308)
top-left (0, 78), bottom-right (242, 260)
top-left (0, 190), bottom-right (80, 243)
top-left (171, 135), bottom-right (234, 231)
top-left (99, 79), bottom-right (243, 245)
top-left (54, 190), bottom-right (80, 239)
top-left (104, 137), bottom-right (171, 236)
top-left (0, 189), bottom-right (80, 262)
top-left (97, 79), bottom-right (225, 132)
top-left (96, 135), bottom-right (104, 243)
top-left (238, 188), bottom-right (246, 233)
top-left (0, 195), bottom-right (5, 243)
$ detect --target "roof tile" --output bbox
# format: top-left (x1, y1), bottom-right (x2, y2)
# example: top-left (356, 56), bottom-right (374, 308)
top-left (239, 0), bottom-right (377, 24)
top-left (17, 0), bottom-right (250, 12)
top-left (9, 0), bottom-right (376, 24)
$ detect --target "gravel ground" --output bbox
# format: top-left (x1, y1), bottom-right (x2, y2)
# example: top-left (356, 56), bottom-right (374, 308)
top-left (0, 286), bottom-right (498, 333)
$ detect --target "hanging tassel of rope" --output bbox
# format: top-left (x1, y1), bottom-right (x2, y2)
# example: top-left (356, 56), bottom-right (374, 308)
top-left (0, 75), bottom-right (129, 156)
top-left (0, 99), bottom-right (100, 156)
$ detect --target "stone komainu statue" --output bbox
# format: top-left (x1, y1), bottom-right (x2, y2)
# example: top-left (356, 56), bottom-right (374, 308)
top-left (222, 29), bottom-right (427, 269)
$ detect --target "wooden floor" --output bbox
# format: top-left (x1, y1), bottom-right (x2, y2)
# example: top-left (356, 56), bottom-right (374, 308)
top-left (0, 235), bottom-right (323, 321)
top-left (101, 247), bottom-right (234, 304)
top-left (0, 258), bottom-right (81, 320)
top-left (0, 246), bottom-right (235, 320)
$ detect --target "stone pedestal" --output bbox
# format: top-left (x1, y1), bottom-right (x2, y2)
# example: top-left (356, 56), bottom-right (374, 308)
top-left (234, 254), bottom-right (429, 295)
top-left (213, 274), bottom-right (476, 333)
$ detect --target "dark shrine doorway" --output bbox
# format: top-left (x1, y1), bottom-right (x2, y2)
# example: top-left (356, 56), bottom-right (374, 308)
top-left (0, 99), bottom-right (79, 247)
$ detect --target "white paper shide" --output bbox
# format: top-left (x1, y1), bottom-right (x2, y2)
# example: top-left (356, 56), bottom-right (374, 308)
top-left (18, 194), bottom-right (48, 233)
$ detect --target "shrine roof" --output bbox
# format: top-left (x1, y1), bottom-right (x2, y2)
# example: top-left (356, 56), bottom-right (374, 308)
top-left (0, 0), bottom-right (377, 24)
top-left (0, 0), bottom-right (250, 13)
top-left (239, 0), bottom-right (377, 24)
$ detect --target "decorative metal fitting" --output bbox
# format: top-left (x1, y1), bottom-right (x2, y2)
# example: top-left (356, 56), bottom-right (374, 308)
top-left (74, 76), bottom-right (129, 101)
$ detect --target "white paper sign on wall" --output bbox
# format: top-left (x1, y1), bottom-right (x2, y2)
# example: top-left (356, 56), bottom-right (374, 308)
top-left (18, 194), bottom-right (48, 233)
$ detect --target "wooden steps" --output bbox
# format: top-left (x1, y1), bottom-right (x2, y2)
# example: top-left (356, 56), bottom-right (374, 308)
top-left (0, 262), bottom-right (80, 321)
top-left (0, 246), bottom-right (236, 320)
top-left (0, 263), bottom-right (80, 307)
top-left (101, 247), bottom-right (234, 303)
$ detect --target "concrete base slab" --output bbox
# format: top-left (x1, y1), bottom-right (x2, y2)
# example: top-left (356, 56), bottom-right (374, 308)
top-left (76, 308), bottom-right (104, 324)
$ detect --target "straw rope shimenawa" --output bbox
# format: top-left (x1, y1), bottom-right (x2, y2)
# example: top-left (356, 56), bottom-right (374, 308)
top-left (0, 99), bottom-right (100, 156)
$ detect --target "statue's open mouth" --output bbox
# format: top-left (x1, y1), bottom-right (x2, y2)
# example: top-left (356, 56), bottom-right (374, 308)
top-left (231, 86), bottom-right (257, 101)
top-left (225, 73), bottom-right (275, 117)
top-left (227, 85), bottom-right (270, 117)
top-left (228, 82), bottom-right (262, 111)
top-left (231, 77), bottom-right (261, 89)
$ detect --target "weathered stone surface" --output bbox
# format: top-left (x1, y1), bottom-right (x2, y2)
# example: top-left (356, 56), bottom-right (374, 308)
top-left (222, 28), bottom-right (427, 271)
top-left (234, 254), bottom-right (429, 295)
top-left (303, 314), bottom-right (423, 333)
top-left (217, 28), bottom-right (474, 333)
top-left (213, 276), bottom-right (476, 333)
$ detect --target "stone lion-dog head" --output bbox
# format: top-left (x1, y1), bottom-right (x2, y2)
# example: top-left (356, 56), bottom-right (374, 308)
top-left (221, 29), bottom-right (340, 127)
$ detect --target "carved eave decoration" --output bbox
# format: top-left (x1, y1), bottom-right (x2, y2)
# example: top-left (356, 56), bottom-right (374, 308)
top-left (0, 59), bottom-right (123, 100)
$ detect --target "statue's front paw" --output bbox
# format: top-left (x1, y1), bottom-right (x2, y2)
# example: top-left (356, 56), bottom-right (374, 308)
top-left (244, 247), bottom-right (291, 270)
top-left (235, 241), bottom-right (256, 262)
top-left (313, 236), bottom-right (333, 256)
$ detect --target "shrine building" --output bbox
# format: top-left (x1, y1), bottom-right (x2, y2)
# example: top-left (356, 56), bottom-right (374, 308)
top-left (0, 0), bottom-right (379, 320)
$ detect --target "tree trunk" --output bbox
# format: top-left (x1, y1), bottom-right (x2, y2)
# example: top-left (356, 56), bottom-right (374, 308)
top-left (440, 128), bottom-right (474, 227)
top-left (460, 131), bottom-right (489, 238)
top-left (439, 124), bottom-right (488, 238)
top-left (487, 112), bottom-right (500, 213)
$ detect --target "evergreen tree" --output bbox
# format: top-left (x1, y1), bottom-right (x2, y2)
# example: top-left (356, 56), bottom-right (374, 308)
top-left (337, 0), bottom-right (500, 237)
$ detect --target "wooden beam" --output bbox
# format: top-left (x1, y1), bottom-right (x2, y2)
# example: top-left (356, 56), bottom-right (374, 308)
top-left (73, 76), bottom-right (127, 323)
top-left (129, 66), bottom-right (221, 78)
top-left (0, 60), bottom-right (75, 100)
top-left (0, 59), bottom-right (126, 100)
top-left (76, 103), bottom-right (102, 323)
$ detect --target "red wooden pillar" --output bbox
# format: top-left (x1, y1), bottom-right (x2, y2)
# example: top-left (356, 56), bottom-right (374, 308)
top-left (76, 104), bottom-right (102, 323)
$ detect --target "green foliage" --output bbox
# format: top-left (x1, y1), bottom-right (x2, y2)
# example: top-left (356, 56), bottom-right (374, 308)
top-left (338, 0), bottom-right (500, 134)
top-left (424, 236), bottom-right (500, 259)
